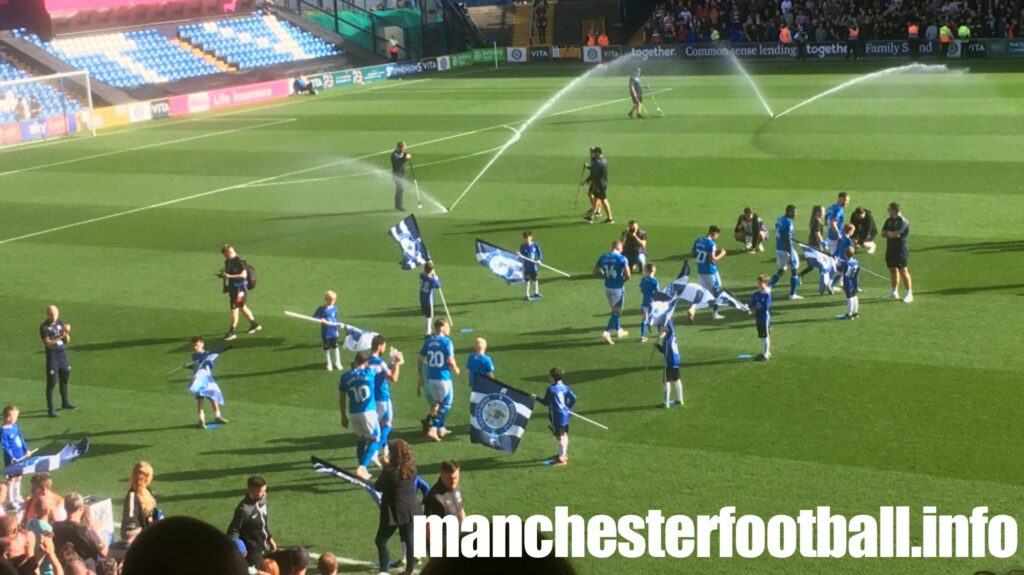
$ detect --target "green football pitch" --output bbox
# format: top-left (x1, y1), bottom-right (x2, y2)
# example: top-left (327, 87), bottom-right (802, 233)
top-left (1, 60), bottom-right (1023, 574)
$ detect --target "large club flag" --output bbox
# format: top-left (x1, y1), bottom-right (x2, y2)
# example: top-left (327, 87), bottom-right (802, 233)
top-left (797, 242), bottom-right (837, 275)
top-left (311, 456), bottom-right (382, 507)
top-left (648, 291), bottom-right (678, 329)
top-left (474, 240), bottom-right (526, 285)
top-left (469, 373), bottom-right (534, 453)
top-left (388, 214), bottom-right (430, 270)
top-left (715, 289), bottom-right (751, 313)
top-left (663, 260), bottom-right (692, 299)
top-left (343, 325), bottom-right (377, 352)
top-left (4, 438), bottom-right (89, 476)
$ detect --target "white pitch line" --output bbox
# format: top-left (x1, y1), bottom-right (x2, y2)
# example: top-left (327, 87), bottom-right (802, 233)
top-left (0, 77), bottom-right (432, 157)
top-left (242, 143), bottom-right (509, 189)
top-left (446, 87), bottom-right (675, 213)
top-left (0, 91), bottom-right (665, 246)
top-left (0, 118), bottom-right (296, 178)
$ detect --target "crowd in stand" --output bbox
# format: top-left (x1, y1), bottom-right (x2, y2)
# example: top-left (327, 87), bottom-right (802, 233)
top-left (644, 0), bottom-right (1022, 44)
top-left (1, 430), bottom-right (477, 575)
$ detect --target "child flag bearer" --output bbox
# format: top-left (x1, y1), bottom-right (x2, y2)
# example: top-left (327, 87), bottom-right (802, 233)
top-left (639, 263), bottom-right (659, 342)
top-left (533, 368), bottom-right (577, 466)
top-left (186, 337), bottom-right (229, 429)
top-left (313, 291), bottom-right (343, 371)
top-left (519, 231), bottom-right (544, 301)
top-left (656, 320), bottom-right (684, 408)
top-left (748, 275), bottom-right (773, 362)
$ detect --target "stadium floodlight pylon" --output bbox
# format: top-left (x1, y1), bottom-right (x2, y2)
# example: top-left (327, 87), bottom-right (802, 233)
top-left (0, 70), bottom-right (96, 146)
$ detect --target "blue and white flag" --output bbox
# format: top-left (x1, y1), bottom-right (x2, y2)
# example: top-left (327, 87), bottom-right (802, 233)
top-left (715, 289), bottom-right (751, 313)
top-left (188, 351), bottom-right (225, 405)
top-left (4, 438), bottom-right (89, 476)
top-left (797, 242), bottom-right (837, 275)
top-left (475, 240), bottom-right (525, 285)
top-left (311, 456), bottom-right (382, 507)
top-left (648, 291), bottom-right (678, 329)
top-left (343, 325), bottom-right (378, 352)
top-left (663, 260), bottom-right (692, 299)
top-left (470, 373), bottom-right (534, 453)
top-left (388, 214), bottom-right (430, 270)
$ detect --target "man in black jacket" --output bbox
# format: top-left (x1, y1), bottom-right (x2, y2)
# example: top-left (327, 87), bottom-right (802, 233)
top-left (227, 476), bottom-right (275, 568)
top-left (849, 207), bottom-right (878, 254)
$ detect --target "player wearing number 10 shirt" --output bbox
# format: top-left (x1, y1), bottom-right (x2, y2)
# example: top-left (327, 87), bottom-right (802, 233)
top-left (339, 352), bottom-right (380, 480)
top-left (593, 240), bottom-right (631, 345)
top-left (418, 317), bottom-right (460, 442)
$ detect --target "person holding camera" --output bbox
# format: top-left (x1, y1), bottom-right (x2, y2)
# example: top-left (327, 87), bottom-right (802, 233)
top-left (218, 244), bottom-right (260, 342)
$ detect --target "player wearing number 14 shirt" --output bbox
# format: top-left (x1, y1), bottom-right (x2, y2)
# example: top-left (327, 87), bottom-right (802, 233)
top-left (593, 240), bottom-right (631, 345)
top-left (418, 318), bottom-right (460, 442)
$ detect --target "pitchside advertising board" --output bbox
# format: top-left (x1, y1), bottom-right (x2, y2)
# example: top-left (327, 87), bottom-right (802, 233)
top-left (529, 46), bottom-right (551, 61)
top-left (506, 47), bottom-right (527, 63)
top-left (0, 115), bottom-right (77, 145)
top-left (451, 51), bottom-right (474, 68)
top-left (989, 38), bottom-right (1024, 57)
top-left (473, 47), bottom-right (507, 63)
top-left (387, 60), bottom-right (424, 79)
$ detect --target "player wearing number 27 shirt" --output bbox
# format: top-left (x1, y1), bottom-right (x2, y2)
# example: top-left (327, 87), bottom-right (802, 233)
top-left (691, 225), bottom-right (728, 320)
top-left (418, 318), bottom-right (460, 442)
top-left (593, 240), bottom-right (631, 346)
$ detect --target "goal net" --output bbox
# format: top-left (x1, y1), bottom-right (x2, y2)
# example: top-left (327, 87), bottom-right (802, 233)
top-left (0, 69), bottom-right (96, 147)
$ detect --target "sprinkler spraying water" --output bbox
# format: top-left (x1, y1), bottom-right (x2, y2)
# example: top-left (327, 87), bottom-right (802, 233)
top-left (447, 56), bottom-right (641, 213)
top-left (726, 52), bottom-right (775, 119)
top-left (773, 63), bottom-right (961, 119)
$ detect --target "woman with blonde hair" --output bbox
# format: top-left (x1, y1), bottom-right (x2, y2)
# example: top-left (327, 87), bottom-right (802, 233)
top-left (121, 461), bottom-right (160, 538)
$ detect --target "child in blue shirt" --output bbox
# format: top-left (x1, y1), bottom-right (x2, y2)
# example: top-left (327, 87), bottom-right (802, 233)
top-left (533, 368), bottom-right (577, 466)
top-left (748, 275), bottom-right (773, 362)
top-left (2, 405), bottom-right (30, 507)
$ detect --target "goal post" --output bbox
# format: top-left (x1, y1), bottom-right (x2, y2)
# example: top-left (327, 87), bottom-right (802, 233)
top-left (0, 69), bottom-right (96, 147)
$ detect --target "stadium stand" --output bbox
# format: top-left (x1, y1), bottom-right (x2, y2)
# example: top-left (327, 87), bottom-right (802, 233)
top-left (178, 13), bottom-right (340, 70)
top-left (10, 13), bottom-right (339, 89)
top-left (14, 28), bottom-right (221, 89)
top-left (0, 58), bottom-right (81, 124)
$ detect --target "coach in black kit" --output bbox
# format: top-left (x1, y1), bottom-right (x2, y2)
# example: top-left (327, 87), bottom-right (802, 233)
top-left (40, 305), bottom-right (77, 417)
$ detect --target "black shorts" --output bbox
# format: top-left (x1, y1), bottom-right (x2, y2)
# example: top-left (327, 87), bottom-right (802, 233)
top-left (46, 353), bottom-right (71, 376)
top-left (550, 424), bottom-right (569, 437)
top-left (228, 288), bottom-right (248, 310)
top-left (322, 337), bottom-right (339, 350)
top-left (591, 186), bottom-right (607, 200)
top-left (756, 322), bottom-right (770, 339)
top-left (664, 366), bottom-right (680, 381)
top-left (524, 269), bottom-right (538, 281)
top-left (886, 249), bottom-right (909, 269)
top-left (631, 95), bottom-right (642, 104)
top-left (421, 301), bottom-right (433, 317)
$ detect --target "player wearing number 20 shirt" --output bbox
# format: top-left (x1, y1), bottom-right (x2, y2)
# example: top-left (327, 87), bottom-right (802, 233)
top-left (418, 319), bottom-right (459, 440)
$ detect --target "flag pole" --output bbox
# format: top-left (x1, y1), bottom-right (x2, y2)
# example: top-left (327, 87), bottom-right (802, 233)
top-left (437, 287), bottom-right (453, 327)
top-left (284, 310), bottom-right (346, 328)
top-left (569, 410), bottom-right (608, 430)
top-left (643, 342), bottom-right (658, 373)
top-left (517, 254), bottom-right (571, 278)
top-left (858, 265), bottom-right (889, 282)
